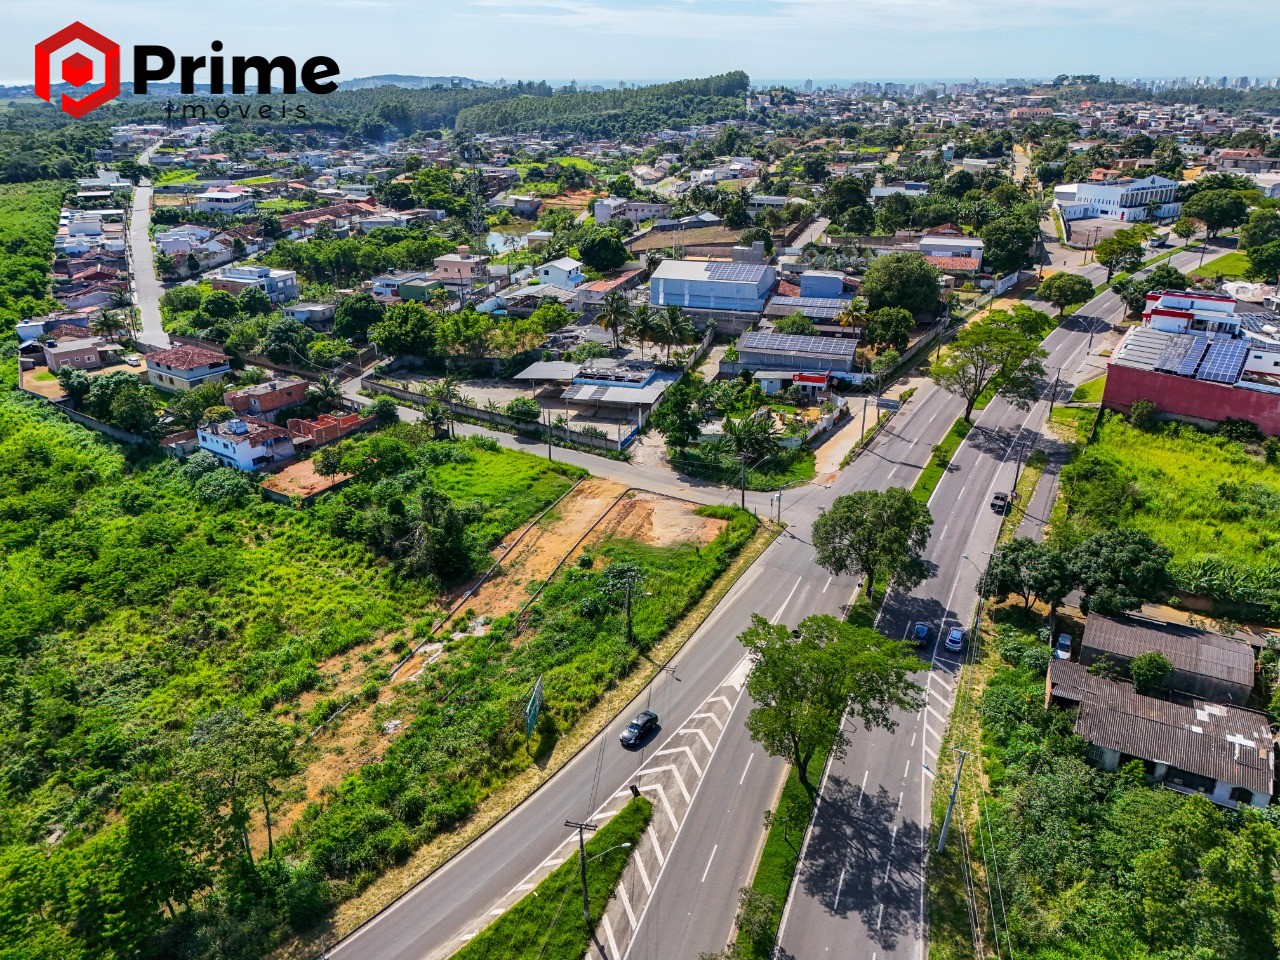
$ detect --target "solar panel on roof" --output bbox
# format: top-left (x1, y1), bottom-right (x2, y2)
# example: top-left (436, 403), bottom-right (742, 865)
top-left (1175, 336), bottom-right (1210, 377)
top-left (1196, 338), bottom-right (1248, 384)
top-left (768, 295), bottom-right (855, 321)
top-left (740, 331), bottom-right (858, 356)
top-left (707, 262), bottom-right (766, 282)
top-left (1154, 336), bottom-right (1195, 374)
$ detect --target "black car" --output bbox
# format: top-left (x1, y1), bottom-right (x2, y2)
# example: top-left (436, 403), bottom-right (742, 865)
top-left (620, 710), bottom-right (658, 748)
top-left (991, 491), bottom-right (1009, 514)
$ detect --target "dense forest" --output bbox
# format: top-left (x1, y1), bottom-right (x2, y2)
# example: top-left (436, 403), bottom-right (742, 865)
top-left (453, 72), bottom-right (751, 138)
top-left (0, 181), bottom-right (65, 325)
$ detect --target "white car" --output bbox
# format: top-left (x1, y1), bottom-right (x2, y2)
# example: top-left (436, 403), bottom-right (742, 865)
top-left (1054, 633), bottom-right (1072, 660)
top-left (945, 627), bottom-right (964, 653)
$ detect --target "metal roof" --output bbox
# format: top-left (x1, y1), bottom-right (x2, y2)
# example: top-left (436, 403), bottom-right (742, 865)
top-left (1048, 661), bottom-right (1273, 796)
top-left (739, 330), bottom-right (858, 358)
top-left (1111, 326), bottom-right (1173, 371)
top-left (513, 361), bottom-right (581, 381)
top-left (1082, 614), bottom-right (1255, 690)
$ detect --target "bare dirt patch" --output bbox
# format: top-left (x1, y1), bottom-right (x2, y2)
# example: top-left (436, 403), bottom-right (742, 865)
top-left (584, 490), bottom-right (725, 549)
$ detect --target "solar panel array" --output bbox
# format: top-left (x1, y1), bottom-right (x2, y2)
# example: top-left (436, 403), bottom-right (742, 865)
top-left (1154, 335), bottom-right (1196, 374)
top-left (1175, 336), bottom-right (1210, 377)
top-left (740, 330), bottom-right (858, 357)
top-left (1237, 313), bottom-right (1280, 336)
top-left (768, 296), bottom-right (855, 320)
top-left (1197, 339), bottom-right (1249, 384)
top-left (707, 262), bottom-right (768, 283)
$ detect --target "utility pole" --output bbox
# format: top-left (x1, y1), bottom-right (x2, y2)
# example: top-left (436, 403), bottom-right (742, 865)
top-left (740, 461), bottom-right (747, 510)
top-left (565, 820), bottom-right (598, 924)
top-left (1047, 366), bottom-right (1060, 417)
top-left (624, 576), bottom-right (633, 645)
top-left (1012, 439), bottom-right (1030, 493)
top-left (937, 749), bottom-right (970, 852)
top-left (544, 408), bottom-right (553, 461)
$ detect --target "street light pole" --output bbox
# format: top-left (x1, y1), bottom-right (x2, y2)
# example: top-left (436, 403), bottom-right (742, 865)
top-left (564, 820), bottom-right (598, 925)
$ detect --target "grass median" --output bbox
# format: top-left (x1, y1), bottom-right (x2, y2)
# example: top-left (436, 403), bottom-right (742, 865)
top-left (912, 418), bottom-right (972, 504)
top-left (453, 797), bottom-right (652, 960)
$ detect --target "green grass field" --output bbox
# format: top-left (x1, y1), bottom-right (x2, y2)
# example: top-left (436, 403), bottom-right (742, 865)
top-left (1074, 415), bottom-right (1280, 607)
top-left (1191, 251), bottom-right (1249, 280)
top-left (1069, 375), bottom-right (1105, 403)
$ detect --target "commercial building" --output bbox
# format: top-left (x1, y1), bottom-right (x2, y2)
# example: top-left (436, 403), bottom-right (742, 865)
top-left (1054, 174), bottom-right (1181, 222)
top-left (649, 260), bottom-right (777, 314)
top-left (193, 185), bottom-right (255, 215)
top-left (1143, 290), bottom-right (1240, 336)
top-left (594, 196), bottom-right (674, 225)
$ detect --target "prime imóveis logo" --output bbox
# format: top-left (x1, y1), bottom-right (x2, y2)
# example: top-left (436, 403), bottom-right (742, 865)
top-left (33, 23), bottom-right (341, 118)
top-left (35, 21), bottom-right (120, 118)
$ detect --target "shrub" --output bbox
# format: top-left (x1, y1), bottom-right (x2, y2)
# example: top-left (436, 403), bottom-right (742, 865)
top-left (1128, 398), bottom-right (1157, 430)
top-left (504, 396), bottom-right (541, 422)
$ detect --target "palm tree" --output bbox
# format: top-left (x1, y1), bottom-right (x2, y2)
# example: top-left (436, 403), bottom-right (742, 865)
top-left (625, 304), bottom-right (657, 360)
top-left (596, 290), bottom-right (632, 352)
top-left (91, 311), bottom-right (127, 343)
top-left (426, 377), bottom-right (460, 437)
top-left (643, 251), bottom-right (664, 279)
top-left (835, 296), bottom-right (869, 330)
top-left (712, 410), bottom-right (782, 507)
top-left (657, 305), bottom-right (695, 362)
top-left (108, 287), bottom-right (133, 312)
top-left (422, 401), bottom-right (449, 439)
top-left (307, 374), bottom-right (343, 409)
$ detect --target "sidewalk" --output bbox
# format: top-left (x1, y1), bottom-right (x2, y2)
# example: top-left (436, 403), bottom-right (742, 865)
top-left (811, 375), bottom-right (927, 477)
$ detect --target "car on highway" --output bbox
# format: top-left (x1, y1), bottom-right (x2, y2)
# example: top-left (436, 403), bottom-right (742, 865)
top-left (1054, 633), bottom-right (1073, 660)
top-left (991, 491), bottom-right (1009, 514)
top-left (912, 622), bottom-right (931, 647)
top-left (945, 626), bottom-right (964, 653)
top-left (620, 710), bottom-right (658, 748)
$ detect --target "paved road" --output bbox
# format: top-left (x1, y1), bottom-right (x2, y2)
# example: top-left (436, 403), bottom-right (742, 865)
top-left (773, 244), bottom-right (1209, 960)
top-left (126, 146), bottom-right (169, 348)
top-left (328, 245), bottom-right (1209, 960)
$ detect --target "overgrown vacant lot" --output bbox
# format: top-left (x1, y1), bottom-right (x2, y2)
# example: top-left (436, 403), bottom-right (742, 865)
top-left (1061, 415), bottom-right (1280, 611)
top-left (0, 388), bottom-right (586, 959)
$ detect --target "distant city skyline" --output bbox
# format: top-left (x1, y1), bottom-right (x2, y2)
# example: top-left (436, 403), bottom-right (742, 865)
top-left (5, 1), bottom-right (1278, 89)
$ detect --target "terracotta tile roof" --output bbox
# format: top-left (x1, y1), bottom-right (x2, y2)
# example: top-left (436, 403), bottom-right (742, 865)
top-left (924, 255), bottom-right (981, 272)
top-left (146, 344), bottom-right (229, 370)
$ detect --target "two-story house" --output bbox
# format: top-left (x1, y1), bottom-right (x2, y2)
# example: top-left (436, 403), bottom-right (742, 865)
top-left (145, 345), bottom-right (231, 392)
top-left (198, 416), bottom-right (296, 470)
top-left (210, 265), bottom-right (298, 303)
top-left (537, 257), bottom-right (585, 290)
top-left (223, 378), bottom-right (309, 417)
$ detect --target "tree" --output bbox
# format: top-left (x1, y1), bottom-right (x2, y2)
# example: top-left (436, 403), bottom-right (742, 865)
top-left (980, 216), bottom-right (1038, 276)
top-left (370, 301), bottom-right (438, 356)
top-left (576, 227), bottom-right (629, 272)
top-left (121, 783), bottom-right (212, 918)
top-left (812, 487), bottom-right (933, 600)
top-left (91, 311), bottom-right (127, 342)
top-left (57, 367), bottom-right (91, 406)
top-left (260, 316), bottom-right (315, 364)
top-left (650, 378), bottom-right (705, 451)
top-left (1182, 189), bottom-right (1249, 239)
top-left (1246, 240), bottom-right (1280, 283)
top-left (155, 251), bottom-right (178, 279)
top-left (504, 396), bottom-right (541, 422)
top-left (739, 613), bottom-right (923, 791)
top-left (1093, 232), bottom-right (1143, 282)
top-left (237, 286), bottom-right (272, 317)
top-left (625, 304), bottom-right (658, 359)
top-left (1130, 651), bottom-right (1173, 695)
top-left (860, 252), bottom-right (942, 314)
top-left (655, 304), bottom-right (695, 361)
top-left (1112, 264), bottom-right (1188, 317)
top-left (712, 411), bottom-right (783, 501)
top-left (988, 537), bottom-right (1072, 611)
top-left (864, 306), bottom-right (914, 351)
top-left (1037, 272), bottom-right (1094, 316)
top-left (366, 395), bottom-right (399, 423)
top-left (801, 155), bottom-right (829, 183)
top-left (334, 292), bottom-right (385, 340)
top-left (1239, 209), bottom-right (1280, 251)
top-left (773, 311), bottom-right (815, 335)
top-left (1172, 216), bottom-right (1199, 246)
top-left (186, 251), bottom-right (200, 276)
top-left (931, 311), bottom-right (1048, 422)
top-left (595, 290), bottom-right (632, 351)
top-left (1072, 529), bottom-right (1172, 616)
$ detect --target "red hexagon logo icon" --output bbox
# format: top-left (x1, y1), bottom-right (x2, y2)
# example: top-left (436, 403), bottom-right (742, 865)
top-left (35, 22), bottom-right (120, 117)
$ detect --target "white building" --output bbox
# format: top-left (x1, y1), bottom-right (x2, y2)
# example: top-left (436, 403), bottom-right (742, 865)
top-left (1055, 175), bottom-right (1181, 223)
top-left (193, 185), bottom-right (255, 215)
top-left (536, 257), bottom-right (585, 290)
top-left (1143, 290), bottom-right (1239, 336)
top-left (870, 181), bottom-right (930, 202)
top-left (198, 417), bottom-right (296, 471)
top-left (593, 196), bottom-right (673, 225)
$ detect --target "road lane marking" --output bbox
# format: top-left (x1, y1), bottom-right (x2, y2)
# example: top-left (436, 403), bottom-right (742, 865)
top-left (646, 826), bottom-right (664, 865)
top-left (740, 753), bottom-right (754, 785)
top-left (654, 745), bottom-right (704, 777)
top-left (603, 914), bottom-right (621, 959)
top-left (687, 711), bottom-right (726, 731)
top-left (857, 768), bottom-right (869, 806)
top-left (877, 903), bottom-right (885, 930)
top-left (641, 765), bottom-right (692, 804)
top-left (897, 791), bottom-right (903, 812)
top-left (635, 851), bottom-right (653, 894)
top-left (833, 867), bottom-right (846, 910)
top-left (618, 882), bottom-right (637, 927)
top-left (824, 575), bottom-right (832, 593)
top-left (903, 761), bottom-right (910, 779)
top-left (910, 731), bottom-right (917, 747)
top-left (676, 727), bottom-right (715, 750)
top-left (701, 844), bottom-right (718, 883)
top-left (771, 578), bottom-right (802, 624)
top-left (640, 783), bottom-right (681, 832)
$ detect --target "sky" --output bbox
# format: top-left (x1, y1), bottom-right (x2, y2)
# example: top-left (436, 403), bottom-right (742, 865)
top-left (5, 0), bottom-right (1277, 87)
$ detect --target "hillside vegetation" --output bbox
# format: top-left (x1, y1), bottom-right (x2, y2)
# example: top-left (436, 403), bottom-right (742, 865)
top-left (454, 72), bottom-right (751, 138)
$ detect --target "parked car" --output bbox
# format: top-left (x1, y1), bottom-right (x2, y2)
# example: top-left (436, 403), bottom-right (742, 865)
top-left (945, 626), bottom-right (964, 653)
top-left (991, 491), bottom-right (1009, 514)
top-left (1054, 633), bottom-right (1073, 660)
top-left (912, 622), bottom-right (931, 647)
top-left (620, 710), bottom-right (658, 748)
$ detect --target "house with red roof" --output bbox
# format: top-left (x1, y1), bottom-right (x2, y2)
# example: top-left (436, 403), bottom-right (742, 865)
top-left (145, 345), bottom-right (231, 392)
